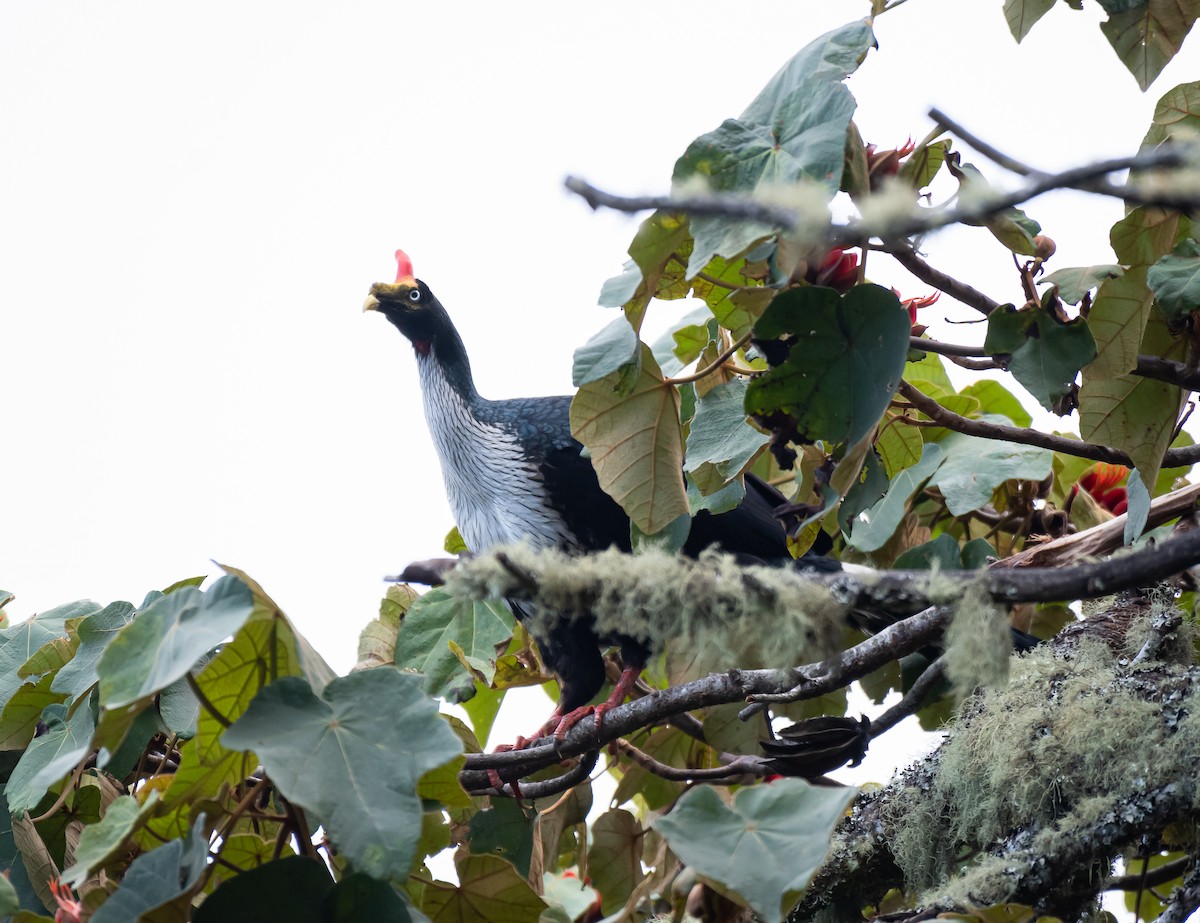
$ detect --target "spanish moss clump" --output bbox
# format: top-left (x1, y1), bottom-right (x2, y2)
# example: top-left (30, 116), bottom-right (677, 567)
top-left (445, 545), bottom-right (847, 673)
top-left (941, 580), bottom-right (1012, 700)
top-left (880, 605), bottom-right (1200, 904)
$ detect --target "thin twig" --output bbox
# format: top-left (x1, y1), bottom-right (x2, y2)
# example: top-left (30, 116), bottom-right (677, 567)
top-left (869, 657), bottom-right (948, 738)
top-left (898, 380), bottom-right (1131, 466)
top-left (565, 145), bottom-right (1198, 250)
top-left (888, 244), bottom-right (1002, 316)
top-left (665, 331), bottom-right (753, 385)
top-left (565, 176), bottom-right (799, 228)
top-left (612, 738), bottom-right (771, 783)
top-left (30, 757), bottom-right (91, 823)
top-left (1106, 855), bottom-right (1191, 890)
top-left (928, 108), bottom-right (1037, 176)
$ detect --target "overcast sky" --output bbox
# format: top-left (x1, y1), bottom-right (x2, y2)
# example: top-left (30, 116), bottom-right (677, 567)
top-left (1, 1), bottom-right (1192, 687)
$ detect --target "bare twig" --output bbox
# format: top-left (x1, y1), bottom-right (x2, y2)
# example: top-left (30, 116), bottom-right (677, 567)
top-left (889, 244), bottom-right (1001, 316)
top-left (613, 738), bottom-right (771, 783)
top-left (928, 108), bottom-right (1037, 176)
top-left (665, 331), bottom-right (753, 385)
top-left (868, 657), bottom-right (947, 738)
top-left (899, 380), bottom-right (1137, 466)
top-left (565, 176), bottom-right (799, 228)
top-left (565, 145), bottom-right (1198, 249)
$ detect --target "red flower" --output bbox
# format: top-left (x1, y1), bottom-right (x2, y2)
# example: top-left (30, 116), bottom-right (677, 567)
top-left (1073, 463), bottom-right (1130, 515)
top-left (810, 248), bottom-right (859, 292)
top-left (49, 880), bottom-right (82, 923)
top-left (891, 289), bottom-right (940, 327)
top-left (866, 138), bottom-right (916, 188)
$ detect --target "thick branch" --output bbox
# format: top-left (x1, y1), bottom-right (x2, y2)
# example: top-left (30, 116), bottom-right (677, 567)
top-left (459, 605), bottom-right (952, 790)
top-left (459, 521), bottom-right (1200, 790)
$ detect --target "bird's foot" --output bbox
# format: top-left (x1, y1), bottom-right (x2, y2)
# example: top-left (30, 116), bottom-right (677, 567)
top-left (485, 747), bottom-right (524, 801)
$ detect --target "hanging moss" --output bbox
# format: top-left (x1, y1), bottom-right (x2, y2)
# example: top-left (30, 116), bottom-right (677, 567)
top-left (446, 545), bottom-right (850, 673)
top-left (877, 603), bottom-right (1200, 907)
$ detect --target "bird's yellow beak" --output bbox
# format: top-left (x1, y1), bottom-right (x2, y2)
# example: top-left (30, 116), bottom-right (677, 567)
top-left (363, 294), bottom-right (380, 313)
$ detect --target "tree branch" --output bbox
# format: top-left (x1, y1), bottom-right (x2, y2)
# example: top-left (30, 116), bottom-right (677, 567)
top-left (459, 521), bottom-right (1200, 790)
top-left (564, 144), bottom-right (1198, 248)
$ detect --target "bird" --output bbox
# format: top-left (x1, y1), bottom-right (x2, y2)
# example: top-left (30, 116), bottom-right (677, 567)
top-left (363, 249), bottom-right (840, 742)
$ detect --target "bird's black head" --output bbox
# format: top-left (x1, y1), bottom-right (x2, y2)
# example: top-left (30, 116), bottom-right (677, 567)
top-left (363, 250), bottom-right (451, 357)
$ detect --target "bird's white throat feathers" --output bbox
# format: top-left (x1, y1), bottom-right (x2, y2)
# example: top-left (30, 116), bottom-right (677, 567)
top-left (416, 354), bottom-right (575, 554)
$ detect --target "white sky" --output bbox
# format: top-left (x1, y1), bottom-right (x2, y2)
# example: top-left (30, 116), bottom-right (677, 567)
top-left (1, 0), bottom-right (1194, 689)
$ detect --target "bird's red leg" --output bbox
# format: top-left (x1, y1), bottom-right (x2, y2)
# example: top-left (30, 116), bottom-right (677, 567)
top-left (552, 666), bottom-right (641, 741)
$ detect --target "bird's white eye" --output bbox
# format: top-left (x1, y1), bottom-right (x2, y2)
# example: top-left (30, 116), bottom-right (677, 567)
top-left (408, 288), bottom-right (421, 303)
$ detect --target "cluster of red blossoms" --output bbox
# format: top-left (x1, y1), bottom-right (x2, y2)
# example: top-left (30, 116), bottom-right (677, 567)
top-left (1071, 463), bottom-right (1130, 515)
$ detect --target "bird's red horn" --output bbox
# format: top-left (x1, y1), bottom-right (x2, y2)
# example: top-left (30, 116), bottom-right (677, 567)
top-left (394, 249), bottom-right (416, 285)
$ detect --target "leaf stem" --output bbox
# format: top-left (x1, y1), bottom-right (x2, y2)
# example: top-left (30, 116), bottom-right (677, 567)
top-left (665, 331), bottom-right (753, 385)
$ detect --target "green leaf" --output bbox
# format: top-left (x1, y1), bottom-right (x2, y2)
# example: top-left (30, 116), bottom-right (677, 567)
top-left (983, 307), bottom-right (1096, 411)
top-left (396, 588), bottom-right (513, 701)
top-left (669, 21), bottom-right (873, 275)
top-left (743, 20), bottom-right (875, 117)
top-left (1100, 1), bottom-right (1198, 91)
top-left (651, 779), bottom-right (857, 923)
top-left (49, 601), bottom-right (135, 704)
top-left (0, 607), bottom-right (84, 711)
top-left (1004, 0), bottom-right (1056, 40)
top-left (905, 350), bottom-right (954, 394)
top-left (688, 475), bottom-right (746, 515)
top-left (419, 854), bottom-right (547, 923)
top-left (1147, 237), bottom-right (1200, 322)
top-left (630, 513), bottom-right (692, 554)
top-left (98, 576), bottom-right (254, 709)
top-left (926, 420), bottom-right (1054, 516)
top-left (589, 809), bottom-right (643, 916)
top-left (323, 874), bottom-right (416, 923)
top-left (676, 79), bottom-right (854, 276)
top-left (746, 285), bottom-right (911, 447)
top-left (61, 793), bottom-right (159, 888)
top-left (89, 815), bottom-right (209, 923)
top-left (1111, 205), bottom-right (1191, 266)
top-left (896, 139), bottom-right (951, 191)
top-left (1086, 266), bottom-right (1156, 378)
top-left (893, 534), bottom-right (962, 570)
top-left (157, 668), bottom-right (205, 738)
top-left (961, 538), bottom-right (998, 570)
top-left (847, 443), bottom-right (945, 552)
top-left (1142, 81), bottom-right (1200, 149)
top-left (946, 156), bottom-right (1041, 254)
top-left (571, 345), bottom-right (689, 534)
top-left (685, 380), bottom-right (770, 480)
top-left (469, 799), bottom-right (536, 878)
top-left (194, 856), bottom-right (333, 923)
top-left (6, 703), bottom-right (94, 815)
top-left (1124, 467), bottom-right (1153, 544)
top-left (219, 565), bottom-right (338, 695)
top-left (0, 872), bottom-right (17, 915)
top-left (1039, 264), bottom-right (1123, 305)
top-left (598, 260), bottom-right (642, 308)
top-left (1085, 305), bottom-right (1183, 485)
top-left (959, 379), bottom-right (1032, 429)
top-left (221, 671), bottom-right (462, 882)
top-left (571, 316), bottom-right (640, 387)
top-left (0, 674), bottom-right (66, 751)
top-left (443, 527), bottom-right (468, 555)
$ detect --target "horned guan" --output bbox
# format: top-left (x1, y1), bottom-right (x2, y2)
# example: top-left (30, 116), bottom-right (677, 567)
top-left (364, 250), bottom-right (842, 740)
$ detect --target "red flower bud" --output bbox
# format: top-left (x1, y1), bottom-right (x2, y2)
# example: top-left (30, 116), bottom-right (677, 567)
top-left (811, 247), bottom-right (859, 292)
